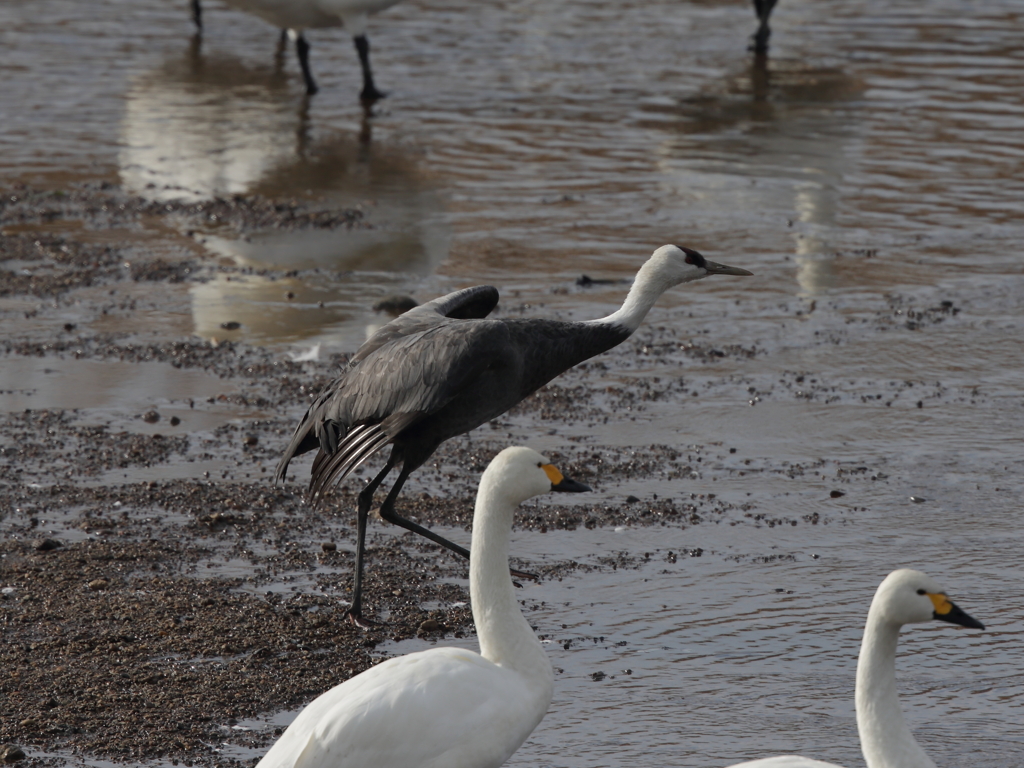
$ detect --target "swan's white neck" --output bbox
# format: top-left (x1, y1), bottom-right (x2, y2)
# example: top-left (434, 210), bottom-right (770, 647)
top-left (470, 484), bottom-right (552, 691)
top-left (856, 613), bottom-right (937, 768)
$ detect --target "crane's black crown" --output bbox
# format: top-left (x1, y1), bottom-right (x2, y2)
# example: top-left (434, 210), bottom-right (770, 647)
top-left (678, 246), bottom-right (707, 268)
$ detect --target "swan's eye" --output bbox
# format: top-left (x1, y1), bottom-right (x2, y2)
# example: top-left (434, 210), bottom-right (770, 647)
top-left (536, 462), bottom-right (543, 468)
top-left (916, 589), bottom-right (926, 595)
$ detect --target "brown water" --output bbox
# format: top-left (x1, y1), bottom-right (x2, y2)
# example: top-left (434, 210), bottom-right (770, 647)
top-left (3, 0), bottom-right (1024, 765)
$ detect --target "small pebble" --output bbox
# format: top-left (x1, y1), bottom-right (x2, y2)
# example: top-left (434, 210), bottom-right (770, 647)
top-left (624, 495), bottom-right (640, 503)
top-left (321, 542), bottom-right (337, 553)
top-left (220, 321), bottom-right (241, 330)
top-left (590, 671), bottom-right (606, 681)
top-left (417, 619), bottom-right (442, 634)
top-left (169, 416), bottom-right (181, 426)
top-left (244, 435), bottom-right (258, 447)
top-left (87, 579), bottom-right (110, 591)
top-left (830, 490), bottom-right (845, 498)
top-left (909, 496), bottom-right (926, 503)
top-left (142, 410), bottom-right (160, 423)
top-left (33, 538), bottom-right (62, 552)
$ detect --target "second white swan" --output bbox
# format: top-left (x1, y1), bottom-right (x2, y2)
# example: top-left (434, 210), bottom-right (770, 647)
top-left (727, 568), bottom-right (985, 768)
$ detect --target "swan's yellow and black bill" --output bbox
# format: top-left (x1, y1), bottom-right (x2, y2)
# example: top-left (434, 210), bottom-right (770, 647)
top-left (703, 259), bottom-right (753, 277)
top-left (542, 464), bottom-right (591, 493)
top-left (928, 593), bottom-right (984, 630)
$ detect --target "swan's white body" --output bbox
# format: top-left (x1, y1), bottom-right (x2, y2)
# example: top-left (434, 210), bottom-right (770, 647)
top-left (727, 569), bottom-right (984, 768)
top-left (256, 447), bottom-right (582, 768)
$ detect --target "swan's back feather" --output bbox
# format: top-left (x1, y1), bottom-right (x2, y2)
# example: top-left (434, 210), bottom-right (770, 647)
top-left (258, 645), bottom-right (547, 768)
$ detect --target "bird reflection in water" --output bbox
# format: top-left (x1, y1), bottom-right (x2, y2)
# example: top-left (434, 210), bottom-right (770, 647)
top-left (119, 45), bottom-right (448, 347)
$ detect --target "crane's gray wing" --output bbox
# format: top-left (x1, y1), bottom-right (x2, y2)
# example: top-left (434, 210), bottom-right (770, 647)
top-left (350, 285), bottom-right (499, 365)
top-left (274, 286), bottom-right (500, 485)
top-left (303, 321), bottom-right (514, 501)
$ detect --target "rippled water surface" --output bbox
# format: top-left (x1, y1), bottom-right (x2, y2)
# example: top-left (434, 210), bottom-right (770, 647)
top-left (3, 0), bottom-right (1024, 765)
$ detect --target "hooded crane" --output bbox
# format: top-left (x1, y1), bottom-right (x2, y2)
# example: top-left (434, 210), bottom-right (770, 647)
top-left (188, 0), bottom-right (396, 100)
top-left (275, 244), bottom-right (752, 624)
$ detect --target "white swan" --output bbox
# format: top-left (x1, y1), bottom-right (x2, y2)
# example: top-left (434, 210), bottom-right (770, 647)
top-left (255, 446), bottom-right (590, 768)
top-left (727, 569), bottom-right (985, 768)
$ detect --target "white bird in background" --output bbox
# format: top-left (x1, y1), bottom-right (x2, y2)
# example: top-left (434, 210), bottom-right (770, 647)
top-left (255, 446), bottom-right (590, 768)
top-left (726, 569), bottom-right (985, 768)
top-left (189, 0), bottom-right (399, 99)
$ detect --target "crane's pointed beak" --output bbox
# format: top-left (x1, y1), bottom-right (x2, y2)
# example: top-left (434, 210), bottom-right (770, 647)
top-left (704, 259), bottom-right (753, 276)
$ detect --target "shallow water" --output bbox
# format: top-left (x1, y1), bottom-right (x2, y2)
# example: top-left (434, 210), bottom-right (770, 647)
top-left (3, 0), bottom-right (1024, 765)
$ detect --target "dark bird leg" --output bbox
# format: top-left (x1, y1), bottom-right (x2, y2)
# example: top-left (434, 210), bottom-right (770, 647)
top-left (275, 28), bottom-right (288, 70)
top-left (375, 465), bottom-right (538, 581)
top-left (750, 0), bottom-right (778, 55)
top-left (346, 457), bottom-right (398, 627)
top-left (191, 0), bottom-right (202, 32)
top-left (294, 32), bottom-right (319, 95)
top-left (354, 34), bottom-right (386, 103)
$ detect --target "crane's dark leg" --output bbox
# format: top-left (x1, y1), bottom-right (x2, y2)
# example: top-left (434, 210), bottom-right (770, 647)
top-left (275, 28), bottom-right (288, 69)
top-left (750, 0), bottom-right (778, 55)
top-left (346, 457), bottom-right (397, 627)
top-left (294, 31), bottom-right (319, 95)
top-left (377, 467), bottom-right (538, 582)
top-left (191, 0), bottom-right (202, 32)
top-left (354, 34), bottom-right (386, 103)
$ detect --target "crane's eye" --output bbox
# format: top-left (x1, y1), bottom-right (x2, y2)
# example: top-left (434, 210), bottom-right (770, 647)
top-left (680, 247), bottom-right (706, 268)
top-left (916, 589), bottom-right (926, 595)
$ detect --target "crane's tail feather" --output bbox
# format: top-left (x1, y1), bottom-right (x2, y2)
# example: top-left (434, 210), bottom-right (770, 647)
top-left (308, 425), bottom-right (392, 506)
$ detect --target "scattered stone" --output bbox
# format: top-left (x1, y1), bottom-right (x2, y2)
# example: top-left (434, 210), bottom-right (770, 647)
top-left (169, 416), bottom-right (181, 426)
top-left (321, 542), bottom-right (337, 553)
top-left (830, 490), bottom-right (845, 498)
top-left (417, 619), bottom-right (442, 634)
top-left (0, 744), bottom-right (27, 763)
top-left (372, 295), bottom-right (418, 316)
top-left (220, 321), bottom-right (241, 330)
top-left (87, 578), bottom-right (110, 591)
top-left (909, 496), bottom-right (926, 503)
top-left (32, 538), bottom-right (62, 552)
top-left (142, 410), bottom-right (160, 423)
top-left (590, 671), bottom-right (606, 681)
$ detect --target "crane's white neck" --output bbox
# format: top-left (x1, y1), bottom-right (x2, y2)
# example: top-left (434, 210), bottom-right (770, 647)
top-left (470, 485), bottom-right (553, 693)
top-left (587, 253), bottom-right (697, 334)
top-left (856, 614), bottom-right (937, 768)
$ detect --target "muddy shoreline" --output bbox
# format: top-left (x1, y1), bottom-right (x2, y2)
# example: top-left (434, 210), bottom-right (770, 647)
top-left (1, 182), bottom-right (789, 766)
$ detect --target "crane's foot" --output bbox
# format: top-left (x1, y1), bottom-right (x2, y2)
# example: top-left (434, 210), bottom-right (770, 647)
top-left (510, 567), bottom-right (538, 582)
top-left (749, 25), bottom-right (770, 55)
top-left (344, 607), bottom-right (379, 629)
top-left (359, 85), bottom-right (387, 103)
